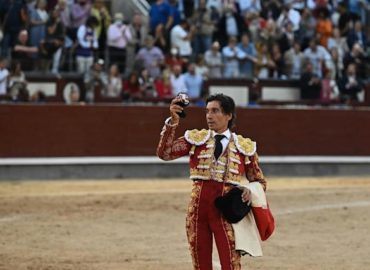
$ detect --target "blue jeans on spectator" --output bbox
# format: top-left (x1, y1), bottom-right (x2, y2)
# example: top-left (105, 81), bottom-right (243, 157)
top-left (193, 35), bottom-right (212, 55)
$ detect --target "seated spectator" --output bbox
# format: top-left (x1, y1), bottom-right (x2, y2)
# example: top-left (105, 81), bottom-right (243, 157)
top-left (204, 41), bottom-right (223, 78)
top-left (343, 42), bottom-right (368, 80)
top-left (0, 57), bottom-right (9, 96)
top-left (320, 69), bottom-right (340, 103)
top-left (139, 68), bottom-right (156, 98)
top-left (165, 47), bottom-right (185, 71)
top-left (136, 36), bottom-right (165, 79)
top-left (103, 64), bottom-right (122, 97)
top-left (222, 36), bottom-right (246, 78)
top-left (338, 63), bottom-right (364, 102)
top-left (122, 71), bottom-right (143, 101)
top-left (85, 59), bottom-right (107, 103)
top-left (238, 33), bottom-right (257, 78)
top-left (75, 16), bottom-right (99, 83)
top-left (11, 30), bottom-right (39, 71)
top-left (184, 62), bottom-right (203, 99)
top-left (329, 47), bottom-right (344, 81)
top-left (8, 61), bottom-right (27, 100)
top-left (300, 61), bottom-right (321, 100)
top-left (170, 64), bottom-right (187, 96)
top-left (194, 54), bottom-right (209, 80)
top-left (154, 69), bottom-right (173, 99)
top-left (284, 41), bottom-right (304, 79)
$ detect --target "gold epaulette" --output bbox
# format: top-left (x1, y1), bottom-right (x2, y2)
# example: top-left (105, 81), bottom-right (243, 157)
top-left (184, 129), bottom-right (211, 146)
top-left (233, 133), bottom-right (257, 156)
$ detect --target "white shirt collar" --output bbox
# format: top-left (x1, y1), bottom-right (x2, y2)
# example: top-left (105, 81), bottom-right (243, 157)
top-left (212, 129), bottom-right (231, 140)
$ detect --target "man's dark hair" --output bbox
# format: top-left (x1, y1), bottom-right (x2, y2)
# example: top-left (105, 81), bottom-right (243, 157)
top-left (206, 94), bottom-right (236, 129)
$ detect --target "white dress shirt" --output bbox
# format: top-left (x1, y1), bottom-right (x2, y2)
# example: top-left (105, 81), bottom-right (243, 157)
top-left (212, 129), bottom-right (231, 156)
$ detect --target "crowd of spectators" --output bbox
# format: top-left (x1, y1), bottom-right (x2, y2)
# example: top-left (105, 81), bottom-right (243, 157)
top-left (0, 0), bottom-right (369, 104)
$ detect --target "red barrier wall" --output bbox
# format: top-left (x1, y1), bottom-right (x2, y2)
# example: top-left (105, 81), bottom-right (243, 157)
top-left (0, 104), bottom-right (369, 157)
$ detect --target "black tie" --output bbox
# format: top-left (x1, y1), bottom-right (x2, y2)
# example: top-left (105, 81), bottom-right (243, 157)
top-left (214, 135), bottom-right (225, 160)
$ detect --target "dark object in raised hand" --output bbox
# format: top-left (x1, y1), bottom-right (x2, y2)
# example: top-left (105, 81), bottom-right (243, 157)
top-left (175, 93), bottom-right (190, 118)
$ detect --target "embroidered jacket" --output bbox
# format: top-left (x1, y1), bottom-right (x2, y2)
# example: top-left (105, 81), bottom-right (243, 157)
top-left (157, 119), bottom-right (266, 189)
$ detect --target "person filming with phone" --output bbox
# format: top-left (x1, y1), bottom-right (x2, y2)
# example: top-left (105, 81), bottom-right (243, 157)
top-left (157, 93), bottom-right (273, 269)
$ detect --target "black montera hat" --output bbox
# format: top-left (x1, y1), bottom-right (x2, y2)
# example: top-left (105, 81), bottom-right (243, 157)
top-left (215, 187), bottom-right (251, 224)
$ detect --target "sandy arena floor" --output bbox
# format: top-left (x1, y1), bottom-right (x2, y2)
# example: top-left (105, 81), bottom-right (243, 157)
top-left (1, 177), bottom-right (370, 270)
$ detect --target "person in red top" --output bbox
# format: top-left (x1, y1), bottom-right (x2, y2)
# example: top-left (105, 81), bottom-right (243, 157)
top-left (157, 94), bottom-right (267, 270)
top-left (154, 69), bottom-right (173, 99)
top-left (122, 72), bottom-right (143, 101)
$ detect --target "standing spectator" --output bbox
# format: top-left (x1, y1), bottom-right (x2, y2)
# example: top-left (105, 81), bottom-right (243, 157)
top-left (303, 39), bottom-right (330, 78)
top-left (104, 63), bottom-right (122, 97)
top-left (255, 43), bottom-right (275, 79)
top-left (91, 0), bottom-right (111, 60)
top-left (107, 13), bottom-right (132, 74)
top-left (238, 32), bottom-right (257, 78)
top-left (300, 61), bottom-right (321, 100)
top-left (136, 35), bottom-right (165, 79)
top-left (222, 36), bottom-right (246, 78)
top-left (277, 4), bottom-right (301, 32)
top-left (70, 0), bottom-right (92, 42)
top-left (215, 5), bottom-right (246, 48)
top-left (346, 20), bottom-right (367, 50)
top-left (204, 41), bottom-right (223, 78)
top-left (56, 0), bottom-right (73, 42)
top-left (315, 8), bottom-right (333, 48)
top-left (278, 21), bottom-right (295, 55)
top-left (184, 62), bottom-right (203, 99)
top-left (170, 64), bottom-right (187, 96)
top-left (0, 0), bottom-right (28, 57)
top-left (339, 63), bottom-right (364, 102)
top-left (28, 0), bottom-right (49, 49)
top-left (168, 0), bottom-right (181, 28)
top-left (153, 23), bottom-right (168, 53)
top-left (126, 14), bottom-right (148, 75)
top-left (327, 26), bottom-right (349, 61)
top-left (191, 0), bottom-right (215, 55)
top-left (75, 16), bottom-right (99, 82)
top-left (258, 19), bottom-right (280, 53)
top-left (298, 7), bottom-right (317, 50)
top-left (271, 43), bottom-right (285, 79)
top-left (328, 47), bottom-right (344, 81)
top-left (39, 7), bottom-right (65, 72)
top-left (170, 19), bottom-right (194, 61)
top-left (11, 30), bottom-right (38, 71)
top-left (284, 40), bottom-right (304, 79)
top-left (0, 57), bottom-right (9, 95)
top-left (149, 0), bottom-right (174, 34)
top-left (238, 0), bottom-right (262, 15)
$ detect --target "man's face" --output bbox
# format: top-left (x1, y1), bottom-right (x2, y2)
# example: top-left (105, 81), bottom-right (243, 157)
top-left (206, 101), bottom-right (232, 133)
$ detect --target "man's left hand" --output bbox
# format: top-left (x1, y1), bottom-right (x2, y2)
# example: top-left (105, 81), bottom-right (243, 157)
top-left (240, 187), bottom-right (251, 203)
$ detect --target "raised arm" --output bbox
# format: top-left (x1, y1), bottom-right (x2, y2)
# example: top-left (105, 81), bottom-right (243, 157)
top-left (156, 96), bottom-right (191, 160)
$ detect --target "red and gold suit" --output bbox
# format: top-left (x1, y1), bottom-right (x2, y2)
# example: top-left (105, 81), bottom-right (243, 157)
top-left (157, 119), bottom-right (266, 270)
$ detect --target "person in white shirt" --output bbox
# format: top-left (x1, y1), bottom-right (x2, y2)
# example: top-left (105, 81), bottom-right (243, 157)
top-left (107, 13), bottom-right (132, 74)
top-left (0, 57), bottom-right (9, 95)
top-left (222, 36), bottom-right (246, 78)
top-left (170, 20), bottom-right (194, 60)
